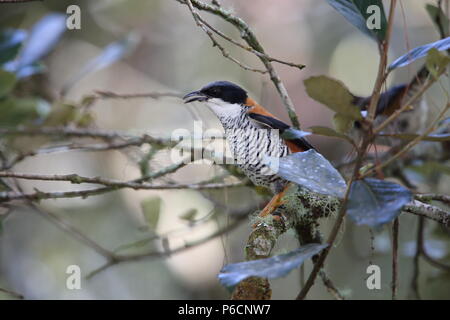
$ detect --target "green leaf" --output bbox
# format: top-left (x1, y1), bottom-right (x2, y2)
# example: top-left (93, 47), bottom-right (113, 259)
top-left (280, 128), bottom-right (311, 140)
top-left (0, 97), bottom-right (50, 127)
top-left (0, 70), bottom-right (16, 97)
top-left (140, 197), bottom-right (161, 230)
top-left (389, 37), bottom-right (450, 70)
top-left (179, 208), bottom-right (198, 221)
top-left (326, 0), bottom-right (387, 42)
top-left (265, 149), bottom-right (347, 198)
top-left (426, 47), bottom-right (450, 78)
top-left (218, 243), bottom-right (327, 287)
top-left (333, 113), bottom-right (353, 134)
top-left (347, 178), bottom-right (412, 228)
top-left (0, 29), bottom-right (26, 65)
top-left (309, 125), bottom-right (355, 145)
top-left (426, 4), bottom-right (449, 38)
top-left (304, 76), bottom-right (362, 120)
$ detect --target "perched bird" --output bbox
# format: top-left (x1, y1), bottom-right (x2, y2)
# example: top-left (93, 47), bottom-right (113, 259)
top-left (350, 66), bottom-right (430, 146)
top-left (183, 80), bottom-right (314, 217)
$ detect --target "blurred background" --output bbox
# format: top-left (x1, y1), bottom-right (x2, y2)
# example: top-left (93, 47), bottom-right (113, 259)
top-left (0, 0), bottom-right (449, 299)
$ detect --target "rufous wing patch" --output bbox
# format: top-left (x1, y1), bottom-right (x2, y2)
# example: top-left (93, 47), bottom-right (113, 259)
top-left (245, 97), bottom-right (279, 119)
top-left (245, 97), bottom-right (311, 153)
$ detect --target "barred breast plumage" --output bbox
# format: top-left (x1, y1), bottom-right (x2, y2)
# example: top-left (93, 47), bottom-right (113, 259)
top-left (220, 107), bottom-right (290, 193)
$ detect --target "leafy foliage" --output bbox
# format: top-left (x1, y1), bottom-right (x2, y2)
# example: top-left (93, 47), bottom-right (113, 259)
top-left (326, 0), bottom-right (387, 42)
top-left (3, 13), bottom-right (66, 78)
top-left (426, 47), bottom-right (450, 78)
top-left (0, 70), bottom-right (16, 97)
top-left (266, 150), bottom-right (347, 198)
top-left (218, 243), bottom-right (327, 287)
top-left (347, 178), bottom-right (412, 228)
top-left (304, 76), bottom-right (362, 120)
top-left (0, 29), bottom-right (26, 65)
top-left (309, 125), bottom-right (354, 145)
top-left (389, 36), bottom-right (450, 70)
top-left (140, 197), bottom-right (162, 230)
top-left (426, 4), bottom-right (449, 37)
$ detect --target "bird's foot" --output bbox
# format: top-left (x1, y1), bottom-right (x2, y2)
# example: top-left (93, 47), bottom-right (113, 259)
top-left (252, 188), bottom-right (287, 228)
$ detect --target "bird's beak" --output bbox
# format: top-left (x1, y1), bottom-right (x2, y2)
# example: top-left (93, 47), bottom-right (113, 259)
top-left (183, 90), bottom-right (208, 104)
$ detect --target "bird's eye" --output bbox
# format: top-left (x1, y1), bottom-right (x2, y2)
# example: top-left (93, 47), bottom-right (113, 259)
top-left (210, 88), bottom-right (220, 95)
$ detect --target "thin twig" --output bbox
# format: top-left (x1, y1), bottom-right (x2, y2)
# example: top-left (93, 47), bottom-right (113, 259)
top-left (185, 0), bottom-right (267, 74)
top-left (198, 17), bottom-right (305, 70)
top-left (0, 160), bottom-right (188, 203)
top-left (93, 90), bottom-right (181, 100)
top-left (0, 0), bottom-right (42, 2)
top-left (319, 270), bottom-right (345, 300)
top-left (0, 178), bottom-right (244, 203)
top-left (373, 69), bottom-right (446, 135)
top-left (410, 217), bottom-right (423, 300)
top-left (30, 203), bottom-right (116, 259)
top-left (366, 103), bottom-right (450, 177)
top-left (296, 1), bottom-right (397, 299)
top-left (87, 214), bottom-right (248, 279)
top-left (177, 0), bottom-right (301, 128)
top-left (0, 287), bottom-right (24, 299)
top-left (391, 218), bottom-right (399, 300)
top-left (367, 0), bottom-right (397, 122)
top-left (415, 194), bottom-right (450, 206)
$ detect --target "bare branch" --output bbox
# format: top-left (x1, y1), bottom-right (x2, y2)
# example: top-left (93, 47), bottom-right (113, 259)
top-left (0, 181), bottom-right (244, 202)
top-left (0, 0), bottom-right (42, 3)
top-left (403, 200), bottom-right (450, 227)
top-left (415, 194), bottom-right (450, 206)
top-left (93, 90), bottom-right (181, 100)
top-left (0, 287), bottom-right (23, 299)
top-left (198, 16), bottom-right (305, 70)
top-left (176, 0), bottom-right (302, 128)
top-left (184, 0), bottom-right (267, 74)
top-left (297, 1), bottom-right (398, 299)
top-left (87, 213), bottom-right (248, 279)
top-left (392, 218), bottom-right (399, 300)
top-left (0, 160), bottom-right (186, 202)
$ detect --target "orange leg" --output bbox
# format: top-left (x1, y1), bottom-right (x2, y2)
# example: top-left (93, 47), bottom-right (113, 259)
top-left (258, 186), bottom-right (289, 218)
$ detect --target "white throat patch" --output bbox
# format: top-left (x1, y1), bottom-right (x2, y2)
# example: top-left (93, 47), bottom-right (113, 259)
top-left (205, 98), bottom-right (243, 119)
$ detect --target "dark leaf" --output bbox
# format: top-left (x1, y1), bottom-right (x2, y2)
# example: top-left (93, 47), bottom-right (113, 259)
top-left (179, 208), bottom-right (198, 221)
top-left (347, 178), bottom-right (412, 227)
top-left (304, 76), bottom-right (362, 120)
top-left (333, 113), bottom-right (354, 134)
top-left (0, 29), bottom-right (26, 65)
top-left (309, 125), bottom-right (354, 145)
top-left (140, 196), bottom-right (161, 230)
top-left (265, 149), bottom-right (347, 198)
top-left (326, 0), bottom-right (387, 42)
top-left (218, 243), bottom-right (327, 287)
top-left (0, 70), bottom-right (16, 97)
top-left (426, 47), bottom-right (450, 78)
top-left (426, 4), bottom-right (449, 38)
top-left (389, 37), bottom-right (450, 70)
top-left (0, 97), bottom-right (51, 127)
